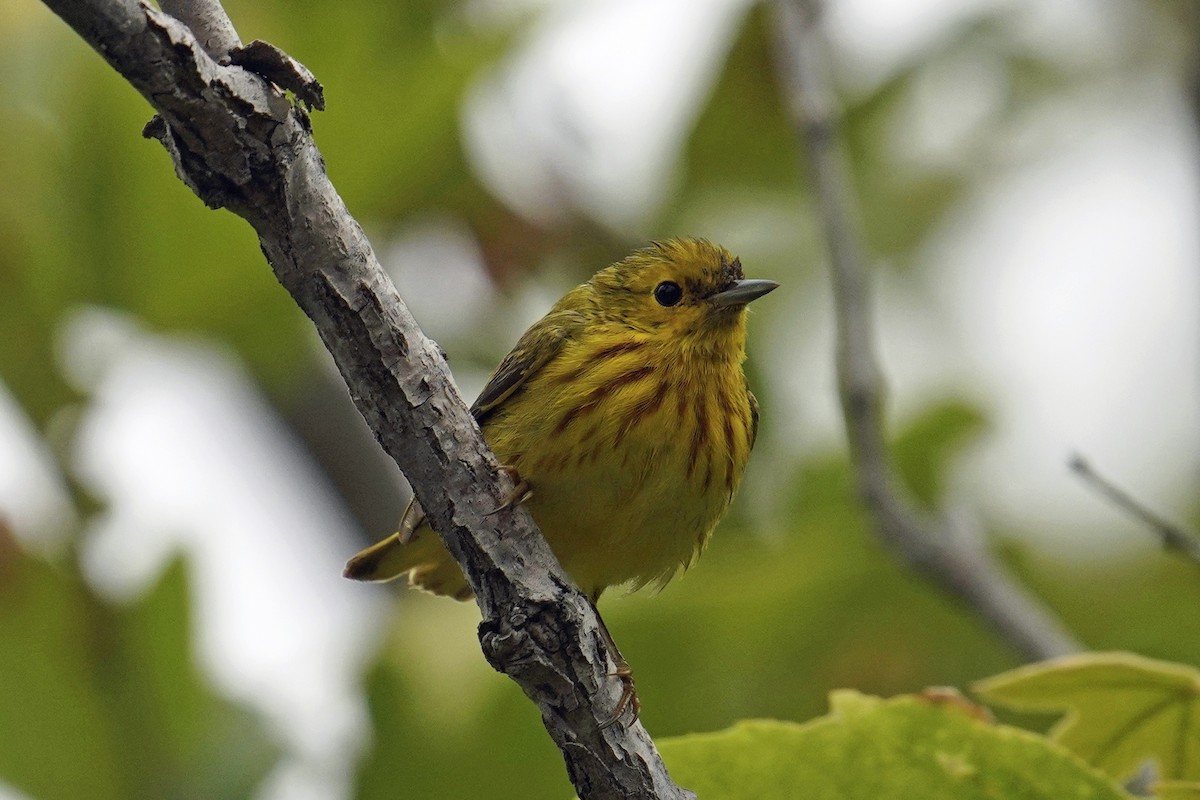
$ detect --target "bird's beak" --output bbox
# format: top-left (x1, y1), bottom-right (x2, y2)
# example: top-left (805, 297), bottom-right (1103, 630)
top-left (711, 279), bottom-right (780, 308)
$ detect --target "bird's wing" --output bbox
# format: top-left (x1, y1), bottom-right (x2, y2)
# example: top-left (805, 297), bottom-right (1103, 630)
top-left (748, 389), bottom-right (761, 451)
top-left (470, 308), bottom-right (586, 425)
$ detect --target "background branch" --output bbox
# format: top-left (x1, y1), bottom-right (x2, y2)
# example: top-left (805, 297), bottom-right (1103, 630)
top-left (39, 0), bottom-right (691, 797)
top-left (1070, 455), bottom-right (1200, 570)
top-left (770, 0), bottom-right (1081, 661)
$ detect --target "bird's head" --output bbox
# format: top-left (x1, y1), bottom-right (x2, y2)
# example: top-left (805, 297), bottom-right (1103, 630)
top-left (587, 238), bottom-right (778, 359)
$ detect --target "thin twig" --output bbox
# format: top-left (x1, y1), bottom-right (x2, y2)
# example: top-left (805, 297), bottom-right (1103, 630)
top-left (1070, 454), bottom-right (1200, 569)
top-left (770, 0), bottom-right (1081, 660)
top-left (39, 1), bottom-right (691, 797)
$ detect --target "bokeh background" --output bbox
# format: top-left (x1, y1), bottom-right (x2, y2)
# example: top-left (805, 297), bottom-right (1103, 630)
top-left (2, 0), bottom-right (1199, 798)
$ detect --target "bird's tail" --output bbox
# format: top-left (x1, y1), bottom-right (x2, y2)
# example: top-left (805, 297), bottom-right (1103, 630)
top-left (343, 502), bottom-right (473, 600)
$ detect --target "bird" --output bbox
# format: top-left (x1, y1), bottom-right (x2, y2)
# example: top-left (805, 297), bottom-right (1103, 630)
top-left (344, 237), bottom-right (777, 723)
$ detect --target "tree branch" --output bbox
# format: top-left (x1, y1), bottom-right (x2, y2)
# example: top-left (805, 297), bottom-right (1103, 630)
top-left (770, 0), bottom-right (1081, 661)
top-left (1070, 455), bottom-right (1200, 570)
top-left (40, 0), bottom-right (691, 797)
top-left (157, 0), bottom-right (240, 59)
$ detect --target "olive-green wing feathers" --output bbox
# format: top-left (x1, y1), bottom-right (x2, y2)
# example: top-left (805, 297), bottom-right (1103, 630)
top-left (470, 308), bottom-right (586, 424)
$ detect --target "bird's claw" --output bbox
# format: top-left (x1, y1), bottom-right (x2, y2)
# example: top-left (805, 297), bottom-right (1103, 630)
top-left (485, 465), bottom-right (533, 515)
top-left (599, 663), bottom-right (640, 729)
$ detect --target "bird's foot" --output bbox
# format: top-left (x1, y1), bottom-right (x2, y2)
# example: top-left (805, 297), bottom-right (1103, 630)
top-left (599, 661), bottom-right (640, 729)
top-left (485, 465), bottom-right (533, 515)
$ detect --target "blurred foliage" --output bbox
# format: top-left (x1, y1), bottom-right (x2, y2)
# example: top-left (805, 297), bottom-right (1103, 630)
top-left (679, 6), bottom-right (802, 200)
top-left (0, 9), bottom-right (299, 423)
top-left (1158, 782), bottom-right (1200, 800)
top-left (892, 400), bottom-right (987, 510)
top-left (2, 0), bottom-right (1198, 799)
top-left (656, 692), bottom-right (1129, 799)
top-left (0, 551), bottom-right (277, 800)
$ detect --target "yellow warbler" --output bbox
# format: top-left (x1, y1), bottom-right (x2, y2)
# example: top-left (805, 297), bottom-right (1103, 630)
top-left (345, 238), bottom-right (776, 716)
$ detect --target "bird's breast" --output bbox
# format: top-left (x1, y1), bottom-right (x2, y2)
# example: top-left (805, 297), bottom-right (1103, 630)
top-left (482, 338), bottom-right (755, 595)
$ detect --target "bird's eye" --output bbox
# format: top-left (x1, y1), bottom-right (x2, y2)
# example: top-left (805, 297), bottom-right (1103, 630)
top-left (654, 281), bottom-right (683, 307)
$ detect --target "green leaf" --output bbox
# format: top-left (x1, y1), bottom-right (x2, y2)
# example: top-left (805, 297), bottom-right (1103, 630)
top-left (656, 691), bottom-right (1129, 799)
top-left (974, 652), bottom-right (1200, 782)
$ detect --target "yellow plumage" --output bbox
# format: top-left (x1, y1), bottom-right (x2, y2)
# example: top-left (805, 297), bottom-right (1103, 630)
top-left (345, 237), bottom-right (776, 603)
